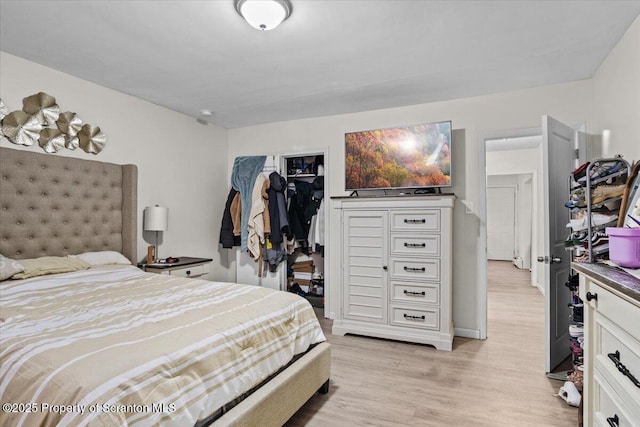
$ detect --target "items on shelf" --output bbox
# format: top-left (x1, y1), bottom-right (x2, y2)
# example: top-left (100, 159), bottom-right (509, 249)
top-left (290, 259), bottom-right (314, 290)
top-left (565, 157), bottom-right (631, 263)
top-left (287, 258), bottom-right (324, 297)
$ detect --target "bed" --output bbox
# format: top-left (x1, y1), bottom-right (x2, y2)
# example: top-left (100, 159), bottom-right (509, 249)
top-left (0, 147), bottom-right (330, 426)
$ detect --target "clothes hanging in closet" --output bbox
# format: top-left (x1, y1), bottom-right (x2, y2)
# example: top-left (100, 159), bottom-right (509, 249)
top-left (219, 188), bottom-right (241, 248)
top-left (264, 171), bottom-right (289, 272)
top-left (247, 173), bottom-right (269, 260)
top-left (288, 177), bottom-right (324, 250)
top-left (231, 155), bottom-right (266, 252)
top-left (308, 198), bottom-right (325, 252)
top-left (267, 172), bottom-right (290, 244)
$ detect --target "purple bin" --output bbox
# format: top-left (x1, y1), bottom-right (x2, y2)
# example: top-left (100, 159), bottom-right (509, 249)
top-left (606, 227), bottom-right (640, 268)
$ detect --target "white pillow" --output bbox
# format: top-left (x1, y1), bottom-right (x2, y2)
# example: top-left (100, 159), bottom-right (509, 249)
top-left (11, 256), bottom-right (90, 280)
top-left (0, 254), bottom-right (25, 281)
top-left (70, 251), bottom-right (131, 267)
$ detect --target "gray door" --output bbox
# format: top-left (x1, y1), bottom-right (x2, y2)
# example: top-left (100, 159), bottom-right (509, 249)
top-left (541, 115), bottom-right (575, 372)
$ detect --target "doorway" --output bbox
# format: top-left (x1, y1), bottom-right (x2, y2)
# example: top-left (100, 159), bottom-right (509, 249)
top-left (485, 136), bottom-right (542, 286)
top-left (281, 151), bottom-right (328, 315)
top-left (479, 119), bottom-right (582, 372)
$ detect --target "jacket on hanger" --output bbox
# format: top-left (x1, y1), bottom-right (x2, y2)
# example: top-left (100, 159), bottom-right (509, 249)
top-left (219, 188), bottom-right (241, 248)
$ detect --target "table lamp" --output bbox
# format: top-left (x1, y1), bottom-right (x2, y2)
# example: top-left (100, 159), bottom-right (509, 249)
top-left (144, 205), bottom-right (168, 262)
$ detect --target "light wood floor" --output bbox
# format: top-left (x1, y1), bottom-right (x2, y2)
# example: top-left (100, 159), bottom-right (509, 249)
top-left (285, 261), bottom-right (578, 426)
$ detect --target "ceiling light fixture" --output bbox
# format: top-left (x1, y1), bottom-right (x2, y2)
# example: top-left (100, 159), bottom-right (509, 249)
top-left (234, 0), bottom-right (292, 31)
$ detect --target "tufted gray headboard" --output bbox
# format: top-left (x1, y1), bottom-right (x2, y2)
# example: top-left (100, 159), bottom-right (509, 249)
top-left (0, 147), bottom-right (137, 263)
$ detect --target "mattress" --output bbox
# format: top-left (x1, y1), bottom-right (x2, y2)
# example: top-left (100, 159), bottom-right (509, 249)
top-left (0, 266), bottom-right (326, 426)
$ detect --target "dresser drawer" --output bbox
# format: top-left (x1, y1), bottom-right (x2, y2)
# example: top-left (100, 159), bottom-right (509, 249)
top-left (390, 281), bottom-right (439, 305)
top-left (391, 210), bottom-right (440, 232)
top-left (593, 313), bottom-right (640, 402)
top-left (390, 258), bottom-right (439, 281)
top-left (583, 281), bottom-right (640, 342)
top-left (593, 369), bottom-right (638, 427)
top-left (167, 265), bottom-right (206, 279)
top-left (390, 233), bottom-right (440, 257)
top-left (390, 306), bottom-right (439, 329)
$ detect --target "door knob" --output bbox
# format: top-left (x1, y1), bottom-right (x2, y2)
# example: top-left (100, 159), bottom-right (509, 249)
top-left (537, 256), bottom-right (548, 263)
top-left (550, 256), bottom-right (562, 264)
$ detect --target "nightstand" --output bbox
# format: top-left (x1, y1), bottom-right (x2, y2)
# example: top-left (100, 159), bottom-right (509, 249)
top-left (142, 257), bottom-right (213, 279)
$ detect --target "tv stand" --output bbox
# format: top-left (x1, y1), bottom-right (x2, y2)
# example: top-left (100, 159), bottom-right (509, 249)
top-left (414, 188), bottom-right (441, 195)
top-left (330, 195), bottom-right (456, 350)
top-left (346, 188), bottom-right (451, 198)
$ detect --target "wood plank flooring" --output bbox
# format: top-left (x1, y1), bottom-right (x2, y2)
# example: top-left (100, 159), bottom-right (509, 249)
top-left (285, 261), bottom-right (578, 426)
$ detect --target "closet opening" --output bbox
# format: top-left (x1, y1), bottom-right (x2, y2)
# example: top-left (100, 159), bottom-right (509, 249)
top-left (282, 152), bottom-right (326, 310)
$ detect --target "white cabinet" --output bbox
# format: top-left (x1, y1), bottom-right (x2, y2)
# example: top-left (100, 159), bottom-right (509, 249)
top-left (144, 257), bottom-right (212, 279)
top-left (576, 265), bottom-right (640, 426)
top-left (331, 195), bottom-right (455, 351)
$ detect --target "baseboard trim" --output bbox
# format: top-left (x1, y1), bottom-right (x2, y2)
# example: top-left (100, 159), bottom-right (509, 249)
top-left (454, 327), bottom-right (481, 339)
top-left (534, 282), bottom-right (545, 296)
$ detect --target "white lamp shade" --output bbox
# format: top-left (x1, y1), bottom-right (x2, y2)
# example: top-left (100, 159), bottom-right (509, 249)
top-left (237, 0), bottom-right (290, 31)
top-left (144, 206), bottom-right (168, 231)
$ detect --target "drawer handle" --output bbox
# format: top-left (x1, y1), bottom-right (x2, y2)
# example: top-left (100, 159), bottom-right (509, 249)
top-left (586, 292), bottom-right (598, 301)
top-left (404, 219), bottom-right (426, 224)
top-left (404, 290), bottom-right (426, 296)
top-left (404, 242), bottom-right (426, 248)
top-left (607, 351), bottom-right (640, 388)
top-left (404, 266), bottom-right (426, 272)
top-left (403, 314), bottom-right (425, 321)
top-left (606, 415), bottom-right (619, 427)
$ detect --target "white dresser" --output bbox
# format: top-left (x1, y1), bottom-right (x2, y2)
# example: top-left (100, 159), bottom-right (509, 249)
top-left (330, 195), bottom-right (455, 351)
top-left (573, 263), bottom-right (640, 426)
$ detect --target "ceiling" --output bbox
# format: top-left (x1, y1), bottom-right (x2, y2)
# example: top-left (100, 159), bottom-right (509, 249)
top-left (1, 1), bottom-right (639, 129)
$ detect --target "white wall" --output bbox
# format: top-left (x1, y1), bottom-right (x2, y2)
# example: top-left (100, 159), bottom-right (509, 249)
top-left (0, 53), bottom-right (231, 280)
top-left (228, 80), bottom-right (592, 333)
top-left (592, 16), bottom-right (640, 161)
top-left (486, 147), bottom-right (541, 174)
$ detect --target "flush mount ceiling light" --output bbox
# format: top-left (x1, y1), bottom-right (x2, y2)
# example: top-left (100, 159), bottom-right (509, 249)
top-left (234, 0), bottom-right (292, 31)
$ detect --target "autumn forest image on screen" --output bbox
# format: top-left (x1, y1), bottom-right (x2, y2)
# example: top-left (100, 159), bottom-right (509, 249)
top-left (345, 121), bottom-right (451, 190)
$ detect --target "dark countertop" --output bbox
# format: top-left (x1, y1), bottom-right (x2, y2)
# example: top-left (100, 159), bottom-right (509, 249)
top-left (572, 262), bottom-right (640, 304)
top-left (139, 256), bottom-right (213, 269)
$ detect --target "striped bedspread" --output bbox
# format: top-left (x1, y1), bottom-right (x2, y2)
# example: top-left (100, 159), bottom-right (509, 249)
top-left (0, 266), bottom-right (326, 426)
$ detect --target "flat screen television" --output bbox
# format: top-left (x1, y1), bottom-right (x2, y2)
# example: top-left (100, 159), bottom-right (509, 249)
top-left (345, 120), bottom-right (452, 191)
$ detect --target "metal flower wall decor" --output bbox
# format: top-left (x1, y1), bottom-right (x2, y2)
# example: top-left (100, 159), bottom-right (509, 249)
top-left (0, 92), bottom-right (107, 154)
